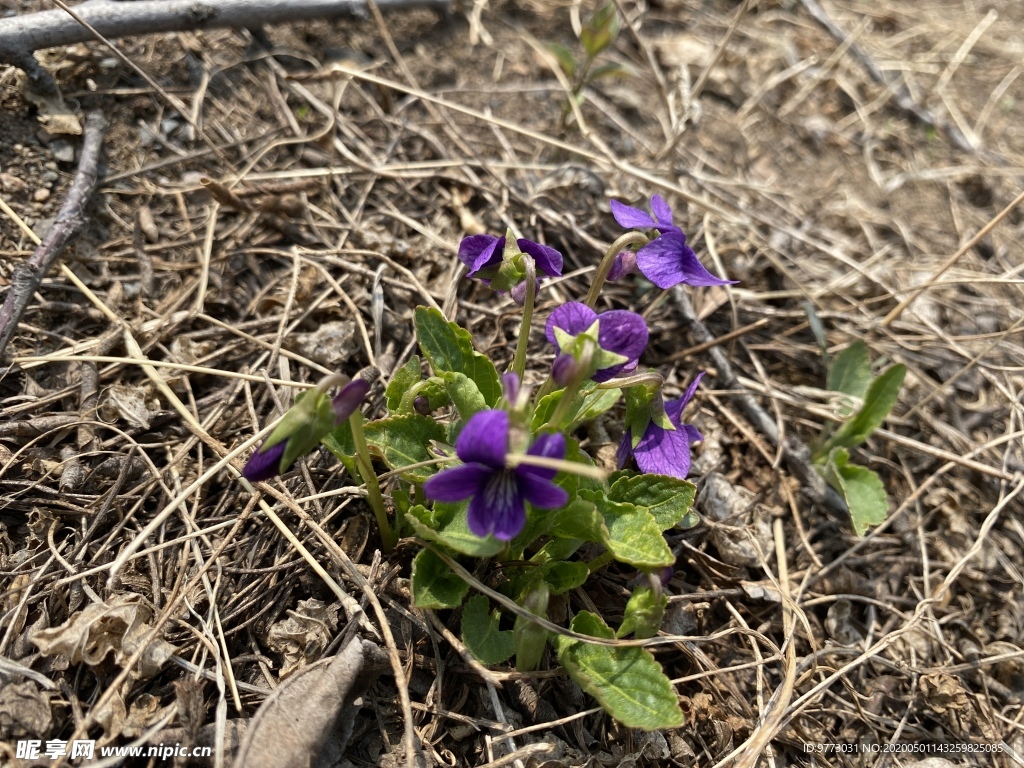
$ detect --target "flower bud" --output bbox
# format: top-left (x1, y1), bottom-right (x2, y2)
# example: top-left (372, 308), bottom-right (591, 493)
top-left (551, 353), bottom-right (578, 387)
top-left (242, 375), bottom-right (369, 483)
top-left (413, 395), bottom-right (431, 415)
top-left (606, 250), bottom-right (638, 281)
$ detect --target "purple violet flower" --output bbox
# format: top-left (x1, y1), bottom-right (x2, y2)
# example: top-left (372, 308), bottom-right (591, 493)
top-left (243, 378), bottom-right (370, 483)
top-left (458, 234), bottom-right (563, 279)
top-left (423, 410), bottom-right (569, 541)
top-left (545, 302), bottom-right (648, 383)
top-left (610, 195), bottom-right (736, 290)
top-left (617, 373), bottom-right (705, 480)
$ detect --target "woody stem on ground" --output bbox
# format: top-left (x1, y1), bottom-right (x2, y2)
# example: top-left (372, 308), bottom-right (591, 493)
top-left (0, 110), bottom-right (106, 362)
top-left (511, 257), bottom-right (537, 381)
top-left (584, 231), bottom-right (649, 308)
top-left (348, 411), bottom-right (396, 552)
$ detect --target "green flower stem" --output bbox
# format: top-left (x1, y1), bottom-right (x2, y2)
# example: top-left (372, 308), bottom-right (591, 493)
top-left (348, 411), bottom-right (396, 552)
top-left (511, 256), bottom-right (537, 381)
top-left (541, 340), bottom-right (594, 431)
top-left (584, 231), bottom-right (649, 308)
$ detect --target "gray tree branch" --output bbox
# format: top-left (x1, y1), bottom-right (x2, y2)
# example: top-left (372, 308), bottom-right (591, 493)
top-left (0, 110), bottom-right (107, 362)
top-left (0, 0), bottom-right (450, 96)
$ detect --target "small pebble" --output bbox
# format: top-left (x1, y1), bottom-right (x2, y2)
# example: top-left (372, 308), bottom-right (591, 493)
top-left (33, 188), bottom-right (50, 202)
top-left (41, 171), bottom-right (58, 183)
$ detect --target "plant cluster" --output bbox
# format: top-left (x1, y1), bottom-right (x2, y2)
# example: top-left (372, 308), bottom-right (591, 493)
top-left (240, 194), bottom-right (898, 729)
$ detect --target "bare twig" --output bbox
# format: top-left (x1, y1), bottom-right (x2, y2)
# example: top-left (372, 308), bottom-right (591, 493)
top-left (0, 0), bottom-right (450, 96)
top-left (672, 287), bottom-right (848, 518)
top-left (0, 110), bottom-right (107, 361)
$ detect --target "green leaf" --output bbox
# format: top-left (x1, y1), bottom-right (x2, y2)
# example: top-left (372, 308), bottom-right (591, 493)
top-left (607, 473), bottom-right (696, 531)
top-left (827, 341), bottom-right (872, 400)
top-left (411, 548), bottom-right (468, 609)
top-left (581, 490), bottom-right (674, 569)
top-left (617, 586), bottom-right (667, 640)
top-left (546, 41), bottom-right (576, 78)
top-left (415, 307), bottom-right (501, 406)
top-left (554, 611), bottom-right (683, 730)
top-left (822, 448), bottom-right (889, 536)
top-left (386, 355), bottom-right (422, 413)
top-left (549, 499), bottom-right (609, 543)
top-left (406, 502), bottom-right (506, 557)
top-left (827, 364), bottom-right (906, 452)
top-left (542, 561), bottom-right (590, 595)
top-left (321, 420), bottom-right (358, 477)
top-left (588, 62), bottom-right (632, 81)
top-left (398, 377), bottom-right (450, 414)
top-left (580, 3), bottom-right (619, 58)
top-left (362, 414), bottom-right (445, 482)
top-left (443, 372), bottom-right (488, 420)
top-left (514, 583), bottom-right (549, 672)
top-left (462, 595), bottom-right (515, 665)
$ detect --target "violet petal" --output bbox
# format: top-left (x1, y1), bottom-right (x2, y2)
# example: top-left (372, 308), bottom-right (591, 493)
top-left (650, 195), bottom-right (674, 228)
top-left (518, 474), bottom-right (569, 509)
top-left (458, 234), bottom-right (503, 275)
top-left (331, 378), bottom-right (369, 424)
top-left (597, 310), bottom-right (649, 366)
top-left (616, 431), bottom-right (632, 468)
top-left (242, 442), bottom-right (288, 483)
top-left (502, 372), bottom-right (520, 404)
top-left (636, 231), bottom-right (735, 289)
top-left (633, 423), bottom-right (692, 480)
top-left (665, 372), bottom-right (705, 423)
top-left (607, 251), bottom-right (638, 282)
top-left (469, 472), bottom-right (526, 540)
top-left (423, 463), bottom-right (492, 503)
top-left (455, 409), bottom-right (509, 469)
top-left (610, 199), bottom-right (656, 229)
top-left (520, 431), bottom-right (567, 482)
top-left (545, 302), bottom-right (598, 347)
top-left (518, 239), bottom-right (563, 277)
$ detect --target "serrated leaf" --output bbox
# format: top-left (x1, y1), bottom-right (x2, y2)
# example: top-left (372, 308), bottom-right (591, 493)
top-left (462, 595), bottom-right (515, 665)
top-left (443, 372), bottom-right (488, 420)
top-left (827, 364), bottom-right (906, 451)
top-left (822, 448), bottom-right (889, 536)
top-left (406, 503), bottom-right (505, 557)
top-left (827, 341), bottom-right (872, 400)
top-left (415, 307), bottom-right (501, 406)
top-left (411, 548), bottom-right (468, 609)
top-left (549, 499), bottom-right (609, 543)
top-left (542, 561), bottom-right (590, 595)
top-left (554, 611), bottom-right (683, 730)
top-left (607, 473), bottom-right (696, 531)
top-left (531, 383), bottom-right (619, 433)
top-left (362, 414), bottom-right (445, 481)
top-left (386, 355), bottom-right (422, 412)
top-left (398, 377), bottom-right (450, 414)
top-left (581, 490), bottom-right (674, 569)
top-left (617, 586), bottom-right (667, 640)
